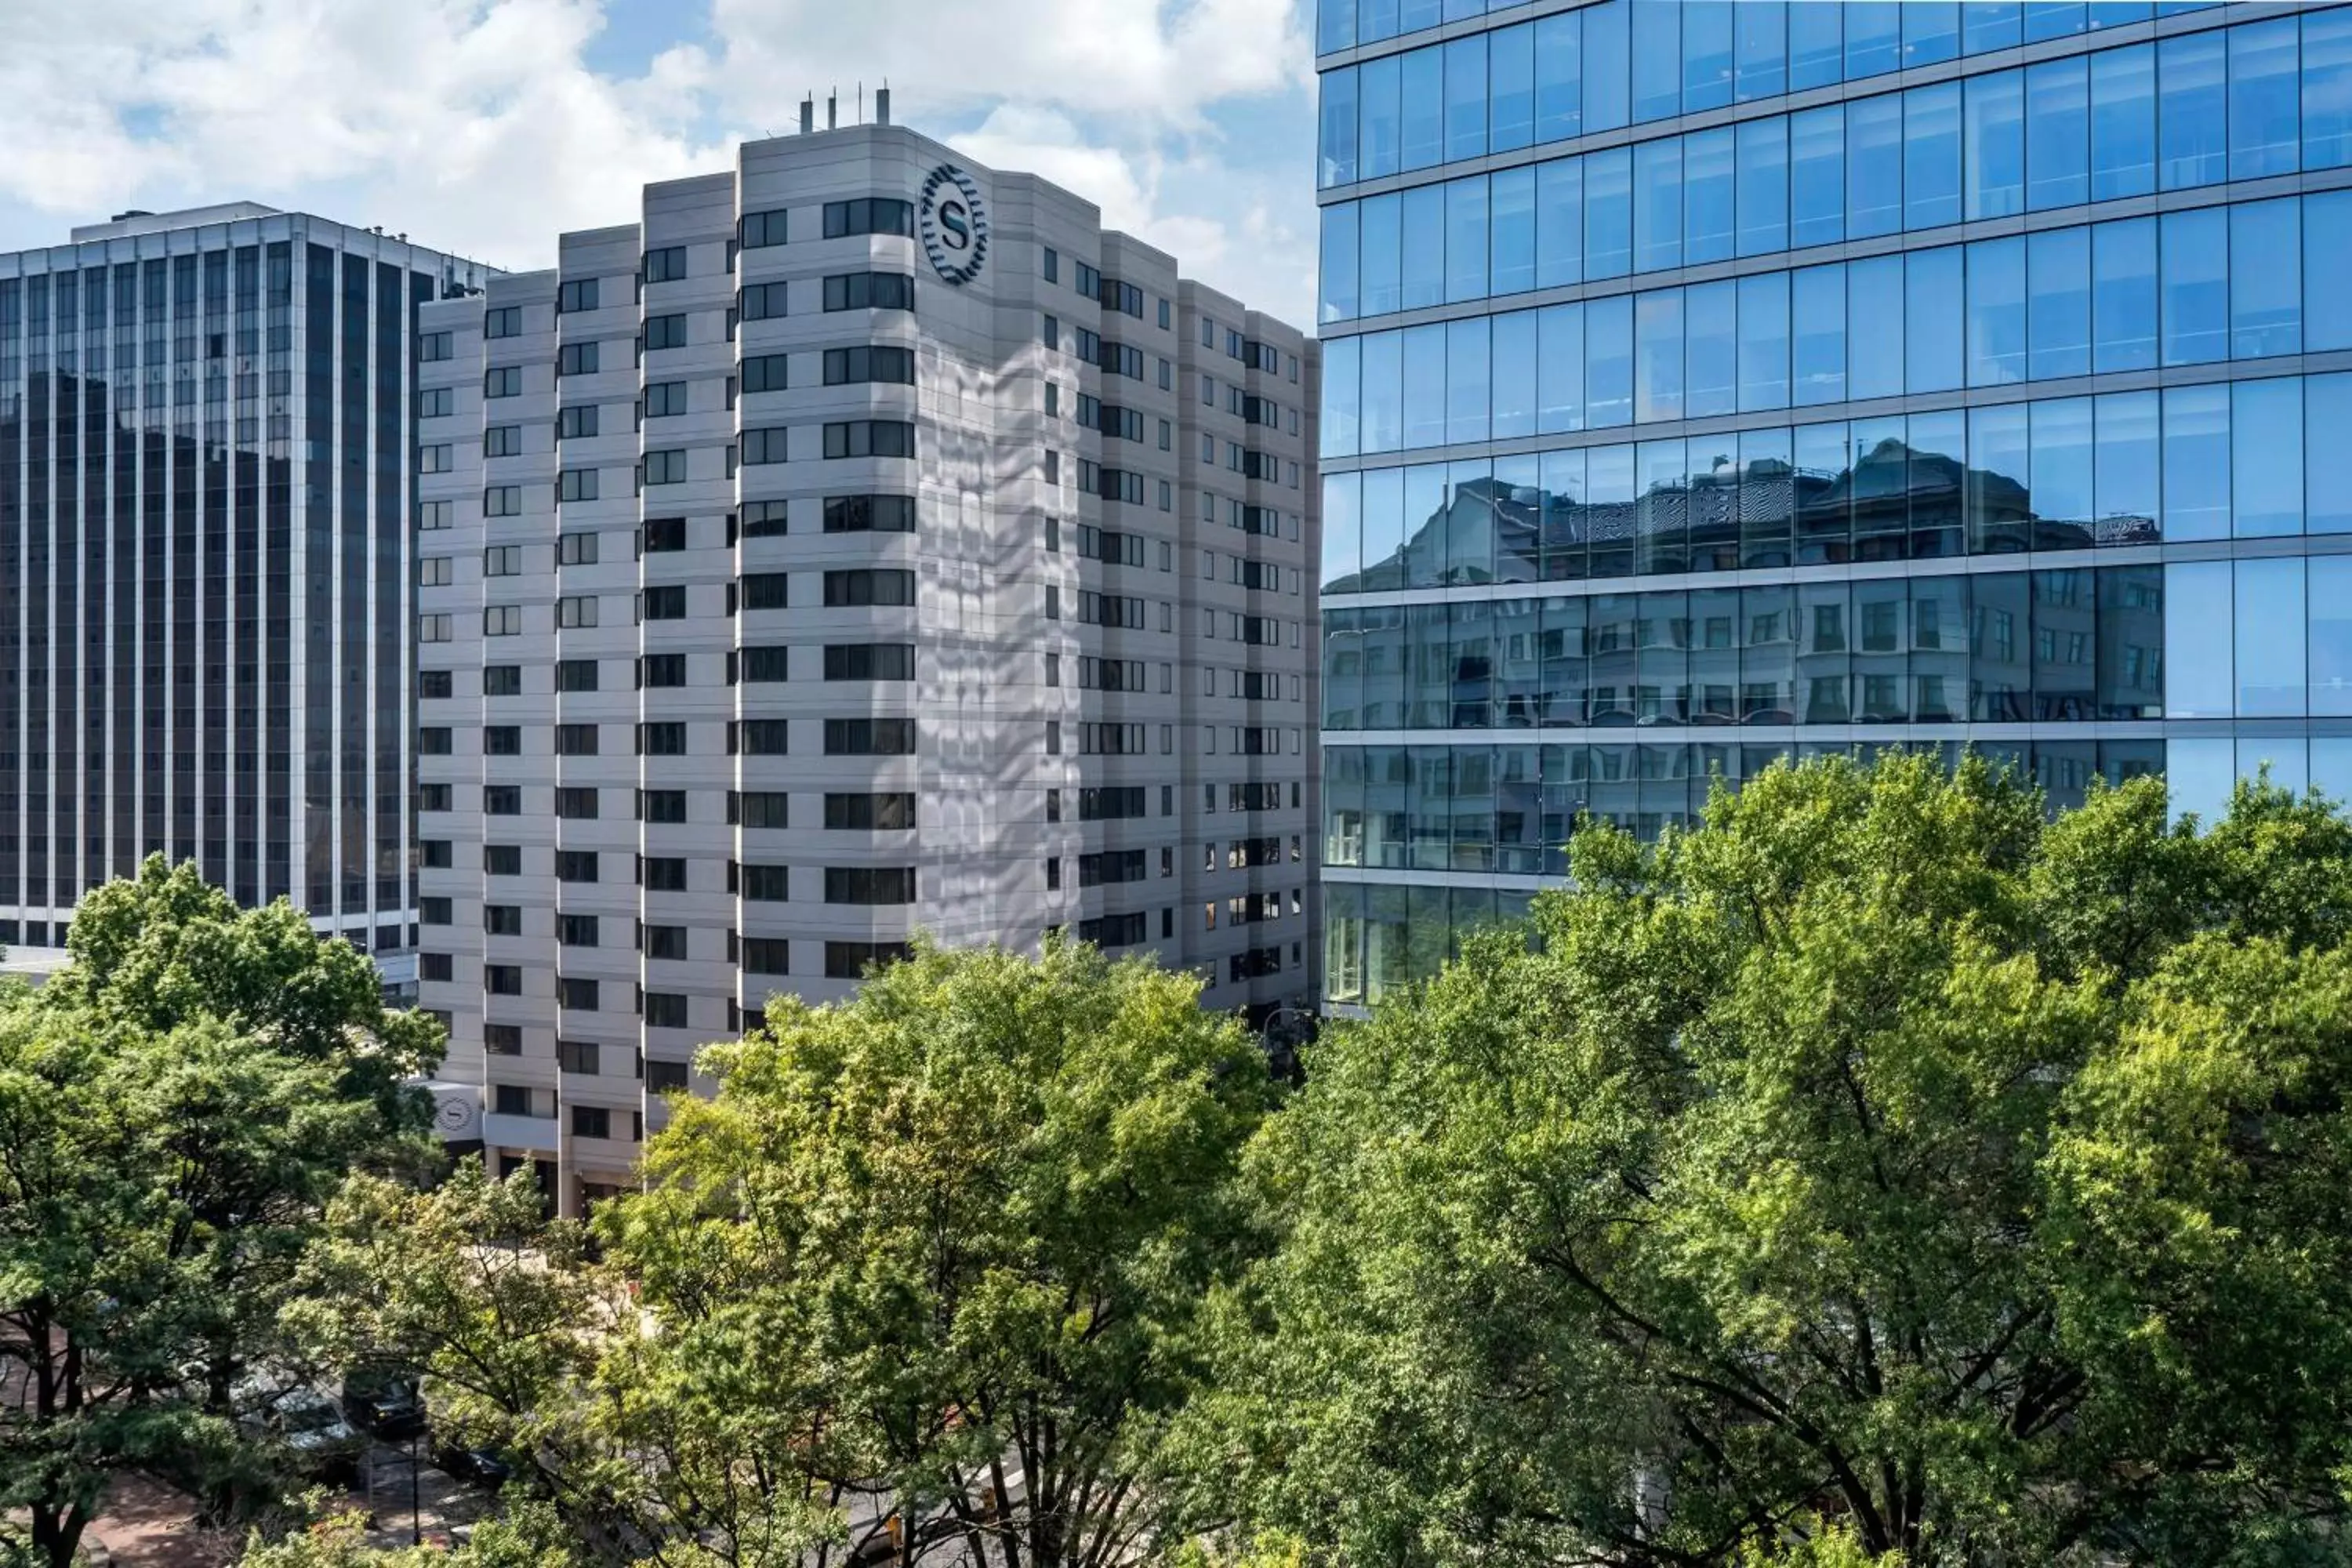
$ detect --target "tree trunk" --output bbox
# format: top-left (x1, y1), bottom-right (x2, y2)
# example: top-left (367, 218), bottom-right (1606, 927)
top-left (32, 1502), bottom-right (88, 1568)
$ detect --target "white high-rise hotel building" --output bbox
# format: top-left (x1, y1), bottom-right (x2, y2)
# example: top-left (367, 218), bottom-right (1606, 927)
top-left (413, 120), bottom-right (1321, 1207)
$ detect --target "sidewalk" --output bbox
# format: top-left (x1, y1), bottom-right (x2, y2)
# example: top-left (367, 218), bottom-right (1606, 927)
top-left (79, 1474), bottom-right (236, 1568)
top-left (73, 1445), bottom-right (492, 1565)
top-left (356, 1441), bottom-right (493, 1550)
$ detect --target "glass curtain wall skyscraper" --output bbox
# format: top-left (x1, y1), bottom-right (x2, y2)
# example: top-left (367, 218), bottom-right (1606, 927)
top-left (0, 205), bottom-right (491, 964)
top-left (1314, 0), bottom-right (2352, 1007)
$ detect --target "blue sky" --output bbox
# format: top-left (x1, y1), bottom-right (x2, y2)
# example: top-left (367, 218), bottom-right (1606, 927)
top-left (0, 0), bottom-right (1321, 326)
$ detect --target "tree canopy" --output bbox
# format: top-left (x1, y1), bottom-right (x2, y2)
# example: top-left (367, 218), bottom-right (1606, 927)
top-left (321, 937), bottom-right (1274, 1568)
top-left (0, 857), bottom-right (444, 1566)
top-left (1206, 756), bottom-right (2352, 1566)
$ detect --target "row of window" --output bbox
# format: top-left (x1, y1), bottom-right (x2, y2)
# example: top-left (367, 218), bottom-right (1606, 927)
top-left (1322, 557), bottom-right (2352, 731)
top-left (742, 419), bottom-right (917, 464)
top-left (423, 564), bottom-right (898, 611)
top-left (418, 785), bottom-right (877, 828)
top-left (1316, 737), bottom-right (2165, 1001)
top-left (419, 713), bottom-right (920, 760)
top-left (1040, 248), bottom-right (1175, 329)
top-left (423, 491), bottom-right (969, 543)
top-left (422, 844), bottom-right (920, 902)
top-left (454, 424), bottom-right (916, 513)
top-left (452, 278), bottom-right (913, 390)
top-left (1316, 0), bottom-right (2235, 158)
top-left (1324, 20), bottom-right (2352, 319)
top-left (735, 197), bottom-right (916, 251)
top-left (1323, 376), bottom-right (2352, 591)
top-left (1320, 195), bottom-right (2352, 460)
top-left (1044, 721), bottom-right (1307, 757)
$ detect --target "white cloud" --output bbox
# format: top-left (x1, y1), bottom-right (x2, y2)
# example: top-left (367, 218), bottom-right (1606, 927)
top-left (0, 0), bottom-right (1321, 321)
top-left (706, 0), bottom-right (1310, 129)
top-left (0, 0), bottom-right (727, 270)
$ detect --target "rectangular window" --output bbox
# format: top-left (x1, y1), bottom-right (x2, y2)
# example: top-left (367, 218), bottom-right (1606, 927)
top-left (557, 594), bottom-right (598, 629)
top-left (739, 281), bottom-right (788, 321)
top-left (557, 278), bottom-right (599, 313)
top-left (823, 793), bottom-right (915, 830)
top-left (822, 420), bottom-right (916, 459)
top-left (740, 646), bottom-right (790, 682)
top-left (821, 568), bottom-right (914, 608)
top-left (740, 863), bottom-right (792, 902)
top-left (824, 717), bottom-right (916, 755)
top-left (639, 653), bottom-right (688, 688)
top-left (824, 495), bottom-right (916, 533)
top-left (740, 353), bottom-right (788, 394)
top-left (737, 720), bottom-right (791, 755)
top-left (741, 209), bottom-right (788, 248)
top-left (823, 198), bottom-right (915, 238)
top-left (739, 572), bottom-right (790, 611)
top-left (554, 723), bottom-right (599, 757)
top-left (740, 427), bottom-right (789, 466)
top-left (644, 992), bottom-right (690, 1029)
top-left (822, 643), bottom-right (915, 681)
top-left (641, 789), bottom-right (688, 823)
top-left (557, 466), bottom-right (598, 503)
top-left (557, 340), bottom-right (599, 376)
top-left (823, 272), bottom-right (914, 312)
top-left (737, 791), bottom-right (793, 829)
top-left (641, 858), bottom-right (688, 892)
top-left (641, 448), bottom-right (690, 484)
top-left (555, 786), bottom-right (599, 818)
top-left (642, 245), bottom-right (688, 283)
top-left (638, 721), bottom-right (688, 756)
top-left (825, 941), bottom-right (911, 979)
top-left (824, 866), bottom-right (916, 905)
top-left (822, 345), bottom-right (916, 386)
top-left (483, 365), bottom-right (523, 399)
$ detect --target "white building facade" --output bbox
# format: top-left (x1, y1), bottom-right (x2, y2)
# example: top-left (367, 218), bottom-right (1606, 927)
top-left (412, 125), bottom-right (1320, 1208)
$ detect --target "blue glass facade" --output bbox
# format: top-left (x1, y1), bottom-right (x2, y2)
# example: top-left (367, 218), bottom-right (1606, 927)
top-left (1315, 0), bottom-right (2352, 1006)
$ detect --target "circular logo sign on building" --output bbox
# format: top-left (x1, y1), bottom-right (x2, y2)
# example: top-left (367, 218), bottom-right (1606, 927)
top-left (919, 163), bottom-right (988, 286)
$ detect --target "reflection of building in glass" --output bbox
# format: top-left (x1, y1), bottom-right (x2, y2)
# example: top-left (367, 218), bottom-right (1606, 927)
top-left (0, 206), bottom-right (490, 977)
top-left (1313, 0), bottom-right (2352, 1007)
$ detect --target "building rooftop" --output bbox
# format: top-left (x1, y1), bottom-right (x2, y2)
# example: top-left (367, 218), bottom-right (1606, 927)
top-left (70, 201), bottom-right (287, 242)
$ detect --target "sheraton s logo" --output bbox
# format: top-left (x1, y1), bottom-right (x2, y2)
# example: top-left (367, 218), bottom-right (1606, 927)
top-left (919, 163), bottom-right (988, 287)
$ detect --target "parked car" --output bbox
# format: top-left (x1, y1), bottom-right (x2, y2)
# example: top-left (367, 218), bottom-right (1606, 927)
top-left (238, 1376), bottom-right (367, 1483)
top-left (340, 1370), bottom-right (426, 1440)
top-left (434, 1437), bottom-right (514, 1490)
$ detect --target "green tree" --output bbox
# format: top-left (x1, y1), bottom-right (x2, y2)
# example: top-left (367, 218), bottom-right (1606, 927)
top-left (293, 1166), bottom-right (632, 1557)
top-left (0, 857), bottom-right (444, 1566)
top-left (236, 1497), bottom-right (580, 1568)
top-left (1209, 757), bottom-right (2352, 1566)
top-left (593, 936), bottom-right (1277, 1568)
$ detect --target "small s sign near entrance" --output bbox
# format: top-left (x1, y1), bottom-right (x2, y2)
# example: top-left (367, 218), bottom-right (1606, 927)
top-left (920, 163), bottom-right (988, 286)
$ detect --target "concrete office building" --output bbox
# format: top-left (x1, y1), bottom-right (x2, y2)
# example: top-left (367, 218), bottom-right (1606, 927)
top-left (0, 206), bottom-right (490, 974)
top-left (413, 118), bottom-right (1319, 1208)
top-left (1313, 0), bottom-right (2352, 1007)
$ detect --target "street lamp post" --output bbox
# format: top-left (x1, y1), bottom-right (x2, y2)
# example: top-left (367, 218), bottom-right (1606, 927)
top-left (409, 1429), bottom-right (423, 1546)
